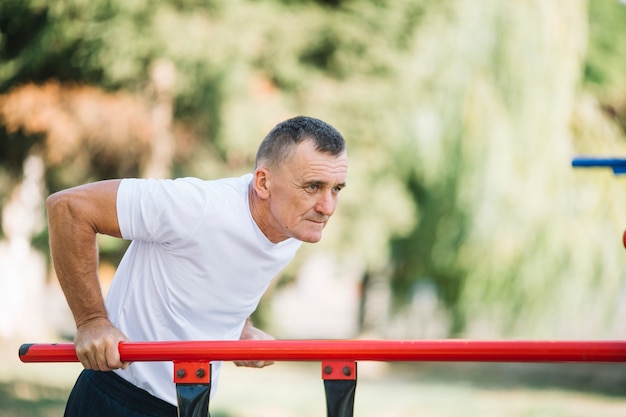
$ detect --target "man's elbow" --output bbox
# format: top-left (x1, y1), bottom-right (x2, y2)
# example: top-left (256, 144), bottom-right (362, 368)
top-left (46, 190), bottom-right (66, 212)
top-left (46, 190), bottom-right (79, 224)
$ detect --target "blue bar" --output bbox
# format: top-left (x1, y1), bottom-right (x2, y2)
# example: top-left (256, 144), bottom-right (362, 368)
top-left (571, 157), bottom-right (626, 175)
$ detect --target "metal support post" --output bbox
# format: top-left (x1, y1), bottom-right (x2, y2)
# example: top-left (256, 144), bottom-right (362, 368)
top-left (322, 361), bottom-right (357, 417)
top-left (174, 361), bottom-right (211, 417)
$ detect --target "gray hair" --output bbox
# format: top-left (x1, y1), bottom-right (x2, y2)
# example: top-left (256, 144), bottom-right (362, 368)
top-left (255, 116), bottom-right (346, 169)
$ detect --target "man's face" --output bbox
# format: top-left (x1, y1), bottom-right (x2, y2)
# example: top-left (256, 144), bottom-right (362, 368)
top-left (263, 140), bottom-right (348, 243)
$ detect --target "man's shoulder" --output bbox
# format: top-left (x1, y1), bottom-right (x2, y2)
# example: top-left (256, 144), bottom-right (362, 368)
top-left (199, 173), bottom-right (252, 190)
top-left (121, 174), bottom-right (251, 194)
top-left (183, 174), bottom-right (252, 204)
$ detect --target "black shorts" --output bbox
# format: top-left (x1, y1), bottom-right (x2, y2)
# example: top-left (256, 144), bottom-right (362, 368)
top-left (64, 370), bottom-right (177, 417)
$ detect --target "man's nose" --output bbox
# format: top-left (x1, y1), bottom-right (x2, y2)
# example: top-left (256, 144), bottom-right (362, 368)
top-left (315, 191), bottom-right (335, 216)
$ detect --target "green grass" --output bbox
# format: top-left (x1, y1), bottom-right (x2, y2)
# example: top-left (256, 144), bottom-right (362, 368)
top-left (0, 380), bottom-right (68, 417)
top-left (209, 362), bottom-right (626, 417)
top-left (4, 355), bottom-right (626, 417)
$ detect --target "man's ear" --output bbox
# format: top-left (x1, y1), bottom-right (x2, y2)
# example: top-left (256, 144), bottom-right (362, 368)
top-left (253, 168), bottom-right (271, 199)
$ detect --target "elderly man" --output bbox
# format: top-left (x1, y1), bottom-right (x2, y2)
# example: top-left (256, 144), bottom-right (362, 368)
top-left (46, 115), bottom-right (348, 416)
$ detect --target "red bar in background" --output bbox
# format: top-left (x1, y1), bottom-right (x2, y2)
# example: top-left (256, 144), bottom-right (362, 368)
top-left (18, 339), bottom-right (626, 364)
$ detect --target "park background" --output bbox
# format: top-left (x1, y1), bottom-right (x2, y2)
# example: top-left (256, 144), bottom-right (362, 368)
top-left (2, 0), bottom-right (626, 416)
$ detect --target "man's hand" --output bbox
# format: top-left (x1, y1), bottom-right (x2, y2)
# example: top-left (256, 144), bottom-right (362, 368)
top-left (74, 317), bottom-right (131, 371)
top-left (234, 318), bottom-right (275, 368)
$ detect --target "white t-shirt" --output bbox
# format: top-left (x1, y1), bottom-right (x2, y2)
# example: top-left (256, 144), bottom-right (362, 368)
top-left (107, 174), bottom-right (302, 405)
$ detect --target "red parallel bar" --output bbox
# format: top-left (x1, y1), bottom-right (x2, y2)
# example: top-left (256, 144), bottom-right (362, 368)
top-left (19, 340), bottom-right (626, 364)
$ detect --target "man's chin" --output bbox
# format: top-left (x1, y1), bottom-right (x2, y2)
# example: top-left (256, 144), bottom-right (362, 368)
top-left (291, 221), bottom-right (326, 243)
top-left (297, 231), bottom-right (323, 243)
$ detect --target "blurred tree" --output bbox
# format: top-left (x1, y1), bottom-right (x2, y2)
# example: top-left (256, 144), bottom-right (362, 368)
top-left (2, 0), bottom-right (626, 340)
top-left (584, 0), bottom-right (626, 92)
top-left (1, 0), bottom-right (428, 260)
top-left (0, 0), bottom-right (426, 337)
top-left (389, 0), bottom-right (626, 338)
top-left (584, 0), bottom-right (626, 136)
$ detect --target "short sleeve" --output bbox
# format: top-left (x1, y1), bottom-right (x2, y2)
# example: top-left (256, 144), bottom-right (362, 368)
top-left (116, 178), bottom-right (207, 246)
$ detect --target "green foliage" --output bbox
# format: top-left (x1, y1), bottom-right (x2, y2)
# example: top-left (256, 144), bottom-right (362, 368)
top-left (584, 0), bottom-right (626, 92)
top-left (389, 0), bottom-right (626, 338)
top-left (3, 0), bottom-right (626, 339)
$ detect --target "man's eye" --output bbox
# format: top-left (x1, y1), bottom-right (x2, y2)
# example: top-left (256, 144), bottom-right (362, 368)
top-left (307, 184), bottom-right (318, 191)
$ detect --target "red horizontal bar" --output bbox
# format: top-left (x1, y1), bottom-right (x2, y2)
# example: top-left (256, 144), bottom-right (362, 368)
top-left (19, 340), bottom-right (626, 364)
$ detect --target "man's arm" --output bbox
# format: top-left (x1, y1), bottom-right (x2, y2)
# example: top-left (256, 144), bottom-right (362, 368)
top-left (46, 179), bottom-right (130, 371)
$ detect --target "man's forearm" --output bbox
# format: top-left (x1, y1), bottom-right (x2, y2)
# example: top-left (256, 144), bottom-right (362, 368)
top-left (47, 191), bottom-right (109, 328)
